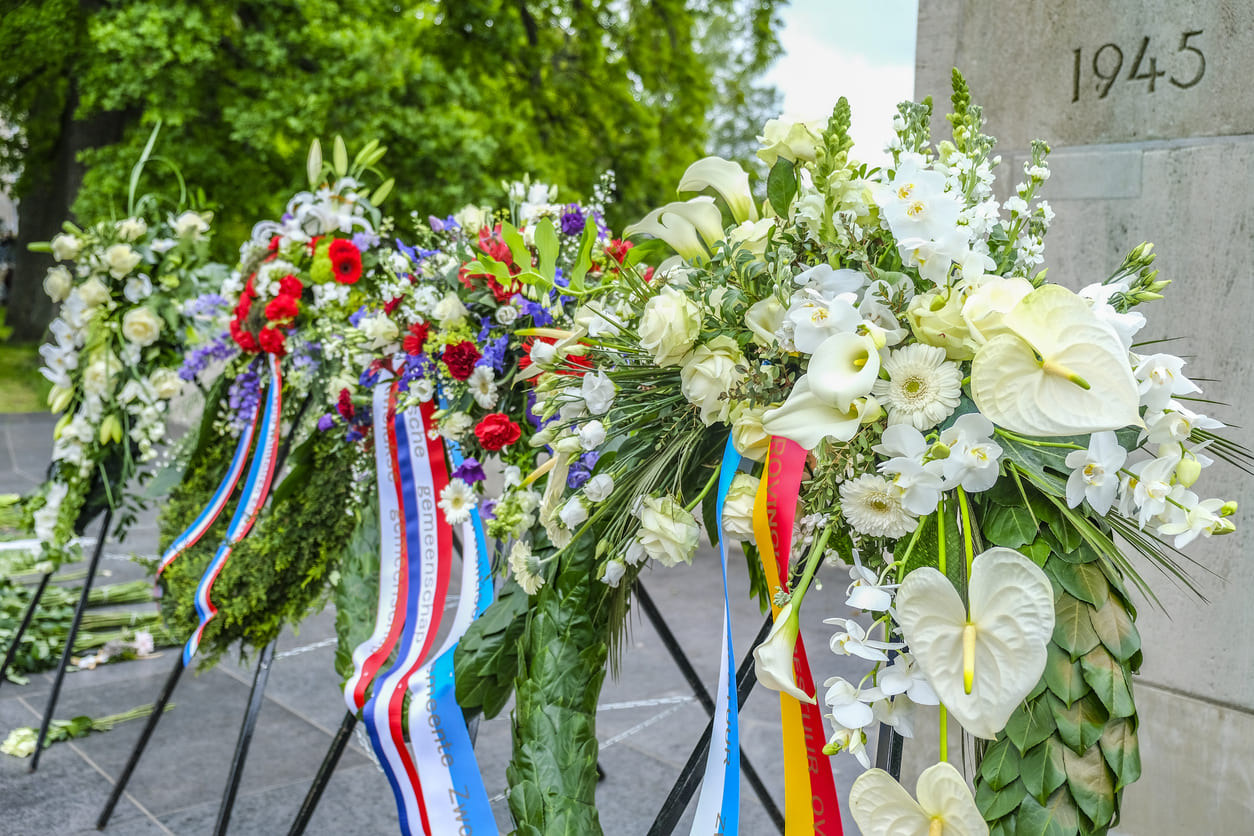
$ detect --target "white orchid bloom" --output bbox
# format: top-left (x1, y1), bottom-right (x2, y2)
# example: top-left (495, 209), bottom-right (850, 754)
top-left (678, 156), bottom-right (759, 223)
top-left (877, 653), bottom-right (939, 706)
top-left (845, 558), bottom-right (897, 612)
top-left (850, 763), bottom-right (989, 836)
top-left (938, 413), bottom-right (1003, 493)
top-left (825, 618), bottom-right (904, 662)
top-left (821, 676), bottom-right (876, 730)
top-left (785, 290), bottom-right (861, 354)
top-left (1134, 354), bottom-right (1203, 413)
top-left (1065, 431), bottom-right (1128, 515)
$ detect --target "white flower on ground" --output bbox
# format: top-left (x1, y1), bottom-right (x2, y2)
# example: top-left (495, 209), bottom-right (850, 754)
top-left (578, 420), bottom-right (606, 451)
top-left (467, 366), bottom-right (498, 409)
top-left (877, 653), bottom-right (939, 705)
top-left (105, 243), bottom-right (143, 279)
top-left (580, 370), bottom-right (615, 416)
top-left (131, 631), bottom-right (155, 656)
top-left (43, 266), bottom-right (73, 303)
top-left (508, 540), bottom-right (544, 595)
top-left (872, 343), bottom-right (962, 430)
top-left (839, 473), bottom-right (917, 539)
top-left (638, 285), bottom-right (701, 366)
top-left (123, 274), bottom-right (153, 304)
top-left (680, 336), bottom-right (746, 425)
top-left (720, 473), bottom-right (759, 541)
top-left (824, 617), bottom-right (904, 662)
top-left (601, 559), bottom-right (627, 588)
top-left (633, 495), bottom-right (699, 567)
top-left (558, 497), bottom-right (588, 530)
top-left (821, 677), bottom-right (875, 730)
top-left (51, 233), bottom-right (81, 262)
top-left (583, 473), bottom-right (614, 503)
top-left (938, 413), bottom-right (1003, 493)
top-left (1065, 431), bottom-right (1128, 515)
top-left (438, 479), bottom-right (475, 524)
top-left (1135, 354), bottom-right (1202, 413)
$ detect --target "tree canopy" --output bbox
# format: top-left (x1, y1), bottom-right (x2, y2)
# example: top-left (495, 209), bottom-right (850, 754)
top-left (0, 0), bottom-right (784, 340)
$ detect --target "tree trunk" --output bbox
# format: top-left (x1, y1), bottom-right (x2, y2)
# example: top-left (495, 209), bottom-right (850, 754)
top-left (7, 79), bottom-right (127, 344)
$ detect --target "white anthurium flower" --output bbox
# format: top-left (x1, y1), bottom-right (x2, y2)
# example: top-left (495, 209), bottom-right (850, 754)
top-left (877, 653), bottom-right (939, 705)
top-left (895, 547), bottom-right (1055, 740)
top-left (825, 617), bottom-right (904, 662)
top-left (1134, 353), bottom-right (1202, 413)
top-left (1065, 431), bottom-right (1128, 515)
top-left (624, 197), bottom-right (724, 264)
top-left (822, 676), bottom-right (876, 729)
top-left (678, 156), bottom-right (759, 223)
top-left (752, 598), bottom-right (816, 704)
top-left (970, 285), bottom-right (1142, 436)
top-left (850, 762), bottom-right (989, 836)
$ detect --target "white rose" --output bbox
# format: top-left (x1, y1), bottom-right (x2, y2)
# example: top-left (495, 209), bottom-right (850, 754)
top-left (634, 495), bottom-right (700, 567)
top-left (105, 243), bottom-right (143, 279)
top-left (121, 307), bottom-right (163, 347)
top-left (721, 473), bottom-right (760, 541)
top-left (43, 266), bottom-right (73, 303)
top-left (638, 285), bottom-right (701, 366)
top-left (756, 119), bottom-right (821, 167)
top-left (358, 313), bottom-right (399, 350)
top-left (173, 211), bottom-right (211, 240)
top-left (559, 497), bottom-right (588, 529)
top-left (78, 277), bottom-right (111, 308)
top-left (494, 305), bottom-right (519, 325)
top-left (82, 357), bottom-right (119, 397)
top-left (51, 233), bottom-right (81, 262)
top-left (578, 420), bottom-right (606, 451)
top-left (730, 403), bottom-right (771, 462)
top-left (149, 368), bottom-right (183, 400)
top-left (116, 217), bottom-right (148, 241)
top-left (453, 204), bottom-right (491, 233)
top-left (583, 473), bottom-right (614, 503)
top-left (124, 274), bottom-right (153, 303)
top-left (602, 559), bottom-right (627, 587)
top-left (680, 336), bottom-right (746, 425)
top-left (433, 292), bottom-right (469, 327)
top-left (745, 296), bottom-right (785, 348)
top-left (961, 276), bottom-right (1034, 345)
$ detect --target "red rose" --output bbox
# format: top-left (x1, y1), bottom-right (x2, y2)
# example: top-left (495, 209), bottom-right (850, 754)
top-left (337, 388), bottom-right (355, 421)
top-left (264, 294), bottom-right (299, 323)
top-left (441, 340), bottom-right (481, 381)
top-left (403, 322), bottom-right (430, 356)
top-left (258, 326), bottom-right (287, 355)
top-left (474, 413), bottom-right (521, 451)
top-left (279, 275), bottom-right (304, 298)
top-left (328, 239), bottom-right (363, 284)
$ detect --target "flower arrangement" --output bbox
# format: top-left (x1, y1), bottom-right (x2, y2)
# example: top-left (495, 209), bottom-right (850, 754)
top-left (498, 71), bottom-right (1248, 834)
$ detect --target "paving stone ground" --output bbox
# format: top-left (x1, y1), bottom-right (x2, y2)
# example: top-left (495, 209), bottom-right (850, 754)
top-left (1, 414), bottom-right (870, 835)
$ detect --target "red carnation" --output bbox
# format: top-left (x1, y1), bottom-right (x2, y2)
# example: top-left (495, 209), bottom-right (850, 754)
top-left (474, 413), bottom-right (521, 451)
top-left (258, 326), bottom-right (287, 355)
top-left (403, 322), bottom-right (430, 356)
top-left (264, 294), bottom-right (299, 324)
top-left (441, 340), bottom-right (481, 381)
top-left (328, 239), bottom-right (363, 285)
top-left (230, 320), bottom-right (259, 353)
top-left (279, 275), bottom-right (304, 298)
top-left (337, 388), bottom-right (355, 421)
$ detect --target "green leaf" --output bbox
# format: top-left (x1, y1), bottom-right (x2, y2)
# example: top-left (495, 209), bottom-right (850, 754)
top-left (1021, 737), bottom-right (1068, 804)
top-left (984, 503), bottom-right (1039, 549)
top-left (1005, 698), bottom-right (1058, 754)
top-left (568, 218), bottom-right (599, 292)
top-left (978, 776), bottom-right (1028, 820)
top-left (766, 158), bottom-right (797, 215)
top-left (1088, 595), bottom-right (1141, 663)
top-left (1062, 742), bottom-right (1116, 826)
top-left (1099, 716), bottom-right (1141, 789)
top-left (454, 577), bottom-right (530, 719)
top-left (1049, 692), bottom-right (1109, 755)
top-left (534, 218), bottom-right (559, 281)
top-left (501, 222), bottom-right (532, 270)
top-left (1079, 648), bottom-right (1135, 718)
top-left (370, 177), bottom-right (394, 206)
top-left (1016, 787), bottom-right (1081, 836)
top-left (1052, 593), bottom-right (1101, 658)
top-left (1021, 537), bottom-right (1053, 567)
top-left (981, 737), bottom-right (1023, 791)
top-left (332, 135), bottom-right (348, 177)
top-left (1048, 559), bottom-right (1109, 607)
top-left (1043, 643), bottom-right (1087, 707)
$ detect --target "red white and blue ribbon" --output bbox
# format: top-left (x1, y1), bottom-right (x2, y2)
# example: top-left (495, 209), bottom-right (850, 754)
top-left (155, 377), bottom-right (263, 577)
top-left (690, 438), bottom-right (743, 834)
top-left (343, 372), bottom-right (407, 713)
top-left (182, 354), bottom-right (284, 666)
top-left (363, 399), bottom-right (453, 835)
top-left (408, 432), bottom-right (496, 835)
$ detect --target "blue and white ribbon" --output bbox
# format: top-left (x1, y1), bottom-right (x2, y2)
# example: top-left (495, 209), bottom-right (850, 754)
top-left (690, 439), bottom-right (743, 834)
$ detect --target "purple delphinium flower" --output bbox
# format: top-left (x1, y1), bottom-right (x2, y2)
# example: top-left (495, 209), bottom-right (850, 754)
top-left (359, 364), bottom-right (381, 389)
top-left (317, 414), bottom-right (336, 432)
top-left (476, 335), bottom-right (509, 374)
top-left (477, 316), bottom-right (493, 343)
top-left (452, 458), bottom-right (486, 484)
top-left (225, 359), bottom-right (263, 433)
top-left (180, 331), bottom-right (238, 381)
top-left (479, 498), bottom-right (497, 520)
top-left (560, 204), bottom-right (585, 236)
top-left (428, 216), bottom-right (446, 233)
top-left (186, 293), bottom-right (229, 318)
top-left (292, 340), bottom-right (321, 373)
top-left (397, 354), bottom-right (431, 392)
top-left (352, 231), bottom-right (380, 252)
top-left (348, 305), bottom-right (369, 327)
top-left (567, 451), bottom-right (600, 489)
top-left (519, 298), bottom-right (553, 327)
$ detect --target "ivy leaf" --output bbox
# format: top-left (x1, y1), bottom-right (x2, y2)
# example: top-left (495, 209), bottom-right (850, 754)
top-left (1049, 692), bottom-right (1109, 755)
top-left (1062, 742), bottom-right (1116, 826)
top-left (334, 501), bottom-right (378, 682)
top-left (1048, 558), bottom-right (1109, 608)
top-left (766, 158), bottom-right (797, 215)
top-left (1088, 595), bottom-right (1141, 664)
top-left (983, 503), bottom-right (1039, 549)
top-left (1043, 643), bottom-right (1087, 707)
top-left (1080, 648), bottom-right (1136, 718)
top-left (1099, 717), bottom-right (1142, 789)
top-left (1052, 593), bottom-right (1101, 658)
top-left (1021, 737), bottom-right (1068, 804)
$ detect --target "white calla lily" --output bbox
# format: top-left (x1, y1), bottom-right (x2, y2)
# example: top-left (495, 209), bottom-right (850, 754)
top-left (761, 379), bottom-right (869, 451)
top-left (970, 284), bottom-right (1141, 436)
top-left (679, 156), bottom-right (759, 223)
top-left (752, 598), bottom-right (815, 704)
top-left (808, 332), bottom-right (882, 411)
top-left (895, 547), bottom-right (1054, 739)
top-left (624, 197), bottom-right (726, 264)
top-left (850, 763), bottom-right (988, 836)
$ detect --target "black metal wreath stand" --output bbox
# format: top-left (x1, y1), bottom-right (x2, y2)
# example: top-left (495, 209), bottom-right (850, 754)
top-left (0, 570), bottom-right (54, 688)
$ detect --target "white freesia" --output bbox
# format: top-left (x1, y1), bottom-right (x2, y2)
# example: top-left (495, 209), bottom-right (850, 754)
top-left (720, 473), bottom-right (759, 540)
top-left (121, 307), bottom-right (163, 347)
top-left (638, 285), bottom-right (701, 366)
top-left (104, 243), bottom-right (143, 278)
top-left (680, 336), bottom-right (745, 425)
top-left (753, 598), bottom-right (815, 704)
top-left (51, 233), bottom-right (81, 262)
top-left (895, 547), bottom-right (1055, 739)
top-left (850, 763), bottom-right (988, 836)
top-left (601, 558), bottom-right (627, 587)
top-left (1065, 431), bottom-right (1128, 515)
top-left (634, 495), bottom-right (700, 567)
top-left (43, 266), bottom-right (73, 303)
top-left (77, 277), bottom-right (111, 308)
top-left (678, 156), bottom-right (758, 222)
top-left (970, 285), bottom-right (1141, 436)
top-left (583, 473), bottom-right (614, 503)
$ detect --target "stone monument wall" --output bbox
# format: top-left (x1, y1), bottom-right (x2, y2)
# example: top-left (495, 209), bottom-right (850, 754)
top-left (911, 2), bottom-right (1254, 833)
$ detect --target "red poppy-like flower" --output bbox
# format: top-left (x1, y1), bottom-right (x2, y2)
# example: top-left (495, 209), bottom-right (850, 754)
top-left (474, 413), bottom-right (522, 451)
top-left (606, 238), bottom-right (634, 264)
top-left (403, 322), bottom-right (430, 356)
top-left (441, 340), bottom-right (481, 381)
top-left (279, 275), bottom-right (303, 298)
top-left (328, 239), bottom-right (363, 285)
top-left (258, 326), bottom-right (287, 355)
top-left (264, 294), bottom-right (299, 323)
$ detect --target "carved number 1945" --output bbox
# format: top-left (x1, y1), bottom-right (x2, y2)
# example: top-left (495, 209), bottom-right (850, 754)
top-left (1072, 30), bottom-right (1205, 101)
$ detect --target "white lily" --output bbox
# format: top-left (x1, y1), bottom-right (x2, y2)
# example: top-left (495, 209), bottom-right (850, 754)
top-left (752, 598), bottom-right (815, 704)
top-left (678, 156), bottom-right (759, 223)
top-left (894, 547), bottom-right (1054, 740)
top-left (970, 284), bottom-right (1141, 436)
top-left (850, 762), bottom-right (989, 836)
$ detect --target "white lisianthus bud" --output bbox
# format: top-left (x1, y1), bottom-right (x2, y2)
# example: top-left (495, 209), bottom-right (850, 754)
top-left (583, 473), bottom-right (614, 503)
top-left (634, 495), bottom-right (700, 567)
top-left (121, 307), bottom-right (163, 347)
top-left (105, 243), bottom-right (143, 279)
top-left (721, 473), bottom-right (761, 541)
top-left (578, 420), bottom-right (606, 451)
top-left (558, 497), bottom-right (588, 529)
top-left (149, 368), bottom-right (183, 400)
top-left (116, 217), bottom-right (148, 241)
top-left (554, 433), bottom-right (583, 454)
top-left (433, 292), bottom-right (469, 327)
top-left (77, 277), bottom-right (111, 308)
top-left (43, 266), bottom-right (73, 303)
top-left (680, 336), bottom-right (746, 425)
top-left (51, 233), bottom-right (81, 262)
top-left (601, 558), bottom-right (627, 587)
top-left (638, 285), bottom-right (701, 366)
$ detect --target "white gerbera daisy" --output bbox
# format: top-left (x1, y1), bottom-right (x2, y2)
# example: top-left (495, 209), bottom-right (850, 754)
top-left (438, 478), bottom-right (475, 524)
top-left (467, 365), bottom-right (499, 409)
top-left (839, 474), bottom-right (917, 539)
top-left (508, 540), bottom-right (545, 595)
top-left (872, 343), bottom-right (962, 430)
